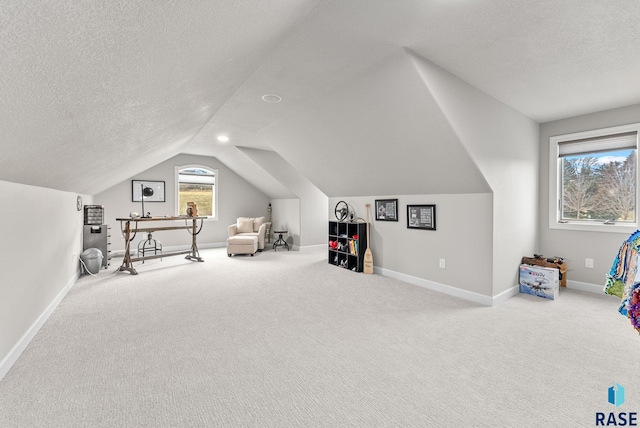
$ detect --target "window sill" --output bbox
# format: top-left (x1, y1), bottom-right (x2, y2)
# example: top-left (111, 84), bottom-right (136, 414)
top-left (549, 221), bottom-right (637, 234)
top-left (168, 216), bottom-right (218, 222)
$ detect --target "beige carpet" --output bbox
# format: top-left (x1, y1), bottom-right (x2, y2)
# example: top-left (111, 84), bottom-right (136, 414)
top-left (0, 247), bottom-right (638, 427)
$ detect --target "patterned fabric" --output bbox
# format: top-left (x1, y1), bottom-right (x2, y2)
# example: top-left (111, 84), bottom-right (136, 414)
top-left (604, 230), bottom-right (640, 333)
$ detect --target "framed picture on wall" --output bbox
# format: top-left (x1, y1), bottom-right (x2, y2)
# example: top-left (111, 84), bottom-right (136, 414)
top-left (132, 180), bottom-right (165, 202)
top-left (407, 204), bottom-right (436, 230)
top-left (375, 199), bottom-right (398, 221)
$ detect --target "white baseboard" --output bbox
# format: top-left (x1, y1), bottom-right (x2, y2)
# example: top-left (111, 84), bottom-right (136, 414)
top-left (0, 270), bottom-right (80, 382)
top-left (493, 285), bottom-right (521, 306)
top-left (374, 266), bottom-right (499, 306)
top-left (299, 244), bottom-right (324, 251)
top-left (566, 279), bottom-right (604, 294)
top-left (372, 266), bottom-right (606, 307)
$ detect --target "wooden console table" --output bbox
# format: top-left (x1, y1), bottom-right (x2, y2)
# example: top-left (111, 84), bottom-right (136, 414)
top-left (116, 216), bottom-right (205, 275)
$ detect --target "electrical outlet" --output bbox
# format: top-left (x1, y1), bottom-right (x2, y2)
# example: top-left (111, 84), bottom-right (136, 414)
top-left (439, 258), bottom-right (446, 269)
top-left (585, 258), bottom-right (594, 268)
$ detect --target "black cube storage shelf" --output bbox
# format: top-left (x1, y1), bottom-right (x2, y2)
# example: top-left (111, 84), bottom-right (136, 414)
top-left (328, 221), bottom-right (367, 272)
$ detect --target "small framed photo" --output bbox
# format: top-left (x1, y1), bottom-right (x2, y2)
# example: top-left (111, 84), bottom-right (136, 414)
top-left (375, 199), bottom-right (398, 221)
top-left (407, 204), bottom-right (436, 230)
top-left (132, 180), bottom-right (165, 202)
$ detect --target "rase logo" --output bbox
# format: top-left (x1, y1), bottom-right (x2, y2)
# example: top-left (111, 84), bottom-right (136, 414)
top-left (596, 384), bottom-right (637, 426)
top-left (610, 384), bottom-right (626, 408)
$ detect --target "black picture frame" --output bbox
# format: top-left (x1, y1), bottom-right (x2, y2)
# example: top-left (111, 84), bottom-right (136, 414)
top-left (407, 204), bottom-right (436, 230)
top-left (132, 180), bottom-right (165, 202)
top-left (375, 199), bottom-right (398, 221)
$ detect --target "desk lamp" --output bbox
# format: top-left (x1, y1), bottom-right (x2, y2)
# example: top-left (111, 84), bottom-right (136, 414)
top-left (141, 185), bottom-right (154, 218)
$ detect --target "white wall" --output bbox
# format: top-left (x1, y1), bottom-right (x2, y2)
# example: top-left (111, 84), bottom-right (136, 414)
top-left (238, 148), bottom-right (328, 247)
top-left (0, 181), bottom-right (89, 379)
top-left (95, 154), bottom-right (270, 253)
top-left (257, 49), bottom-right (491, 198)
top-left (270, 199), bottom-right (301, 249)
top-left (329, 194), bottom-right (494, 297)
top-left (410, 51), bottom-right (539, 296)
top-left (539, 103), bottom-right (640, 286)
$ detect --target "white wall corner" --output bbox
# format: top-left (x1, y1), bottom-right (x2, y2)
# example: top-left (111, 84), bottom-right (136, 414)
top-left (492, 285), bottom-right (520, 306)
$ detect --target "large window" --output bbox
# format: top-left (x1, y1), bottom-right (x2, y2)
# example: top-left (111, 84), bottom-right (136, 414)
top-left (549, 123), bottom-right (639, 233)
top-left (176, 166), bottom-right (217, 219)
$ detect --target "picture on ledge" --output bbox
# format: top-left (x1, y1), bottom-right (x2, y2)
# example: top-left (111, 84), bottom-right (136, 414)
top-left (375, 199), bottom-right (398, 221)
top-left (407, 204), bottom-right (436, 230)
top-left (132, 180), bottom-right (165, 202)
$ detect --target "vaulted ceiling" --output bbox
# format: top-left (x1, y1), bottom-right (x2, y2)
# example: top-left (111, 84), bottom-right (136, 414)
top-left (1, 1), bottom-right (639, 197)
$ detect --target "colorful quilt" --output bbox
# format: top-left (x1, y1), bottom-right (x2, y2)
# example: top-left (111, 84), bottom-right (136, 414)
top-left (604, 230), bottom-right (640, 333)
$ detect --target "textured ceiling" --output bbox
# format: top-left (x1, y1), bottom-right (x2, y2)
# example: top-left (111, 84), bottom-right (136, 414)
top-left (1, 0), bottom-right (638, 195)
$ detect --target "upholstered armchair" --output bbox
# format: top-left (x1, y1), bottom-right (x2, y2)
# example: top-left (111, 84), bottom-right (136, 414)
top-left (227, 216), bottom-right (271, 251)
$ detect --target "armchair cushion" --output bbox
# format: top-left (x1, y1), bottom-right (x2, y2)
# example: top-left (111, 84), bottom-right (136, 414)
top-left (237, 217), bottom-right (254, 233)
top-left (253, 216), bottom-right (265, 233)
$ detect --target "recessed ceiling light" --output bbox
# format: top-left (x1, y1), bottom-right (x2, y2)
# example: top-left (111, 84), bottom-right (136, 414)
top-left (217, 135), bottom-right (229, 143)
top-left (261, 94), bottom-right (282, 103)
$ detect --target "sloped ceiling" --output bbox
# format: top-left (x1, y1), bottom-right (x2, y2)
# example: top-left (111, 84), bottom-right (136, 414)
top-left (1, 1), bottom-right (639, 196)
top-left (0, 0), bottom-right (318, 194)
top-left (256, 50), bottom-right (491, 197)
top-left (215, 146), bottom-right (296, 199)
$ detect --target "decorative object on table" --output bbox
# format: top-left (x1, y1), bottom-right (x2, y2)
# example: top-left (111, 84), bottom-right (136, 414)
top-left (604, 230), bottom-right (640, 334)
top-left (131, 180), bottom-right (165, 202)
top-left (407, 204), bottom-right (436, 230)
top-left (375, 199), bottom-right (398, 221)
top-left (519, 264), bottom-right (559, 300)
top-left (186, 201), bottom-right (198, 217)
top-left (334, 200), bottom-right (355, 222)
top-left (139, 185), bottom-right (154, 218)
top-left (364, 204), bottom-right (373, 274)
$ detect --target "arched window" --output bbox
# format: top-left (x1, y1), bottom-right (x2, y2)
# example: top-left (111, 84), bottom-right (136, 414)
top-left (176, 166), bottom-right (217, 219)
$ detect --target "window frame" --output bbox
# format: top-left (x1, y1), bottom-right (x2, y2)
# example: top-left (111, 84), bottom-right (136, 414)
top-left (548, 123), bottom-right (640, 234)
top-left (175, 164), bottom-right (219, 220)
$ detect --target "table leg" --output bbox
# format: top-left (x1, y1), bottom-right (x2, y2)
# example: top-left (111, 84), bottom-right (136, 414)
top-left (185, 217), bottom-right (204, 262)
top-left (117, 220), bottom-right (138, 275)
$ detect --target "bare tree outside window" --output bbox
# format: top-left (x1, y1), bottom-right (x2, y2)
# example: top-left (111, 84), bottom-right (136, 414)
top-left (596, 152), bottom-right (636, 221)
top-left (562, 157), bottom-right (599, 219)
top-left (551, 124), bottom-right (639, 231)
top-left (561, 151), bottom-right (636, 222)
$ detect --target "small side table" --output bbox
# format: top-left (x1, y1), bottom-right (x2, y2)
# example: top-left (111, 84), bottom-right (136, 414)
top-left (273, 230), bottom-right (290, 251)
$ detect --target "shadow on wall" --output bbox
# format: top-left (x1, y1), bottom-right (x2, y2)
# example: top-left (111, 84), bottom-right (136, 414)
top-left (368, 225), bottom-right (383, 265)
top-left (268, 232), bottom-right (297, 250)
